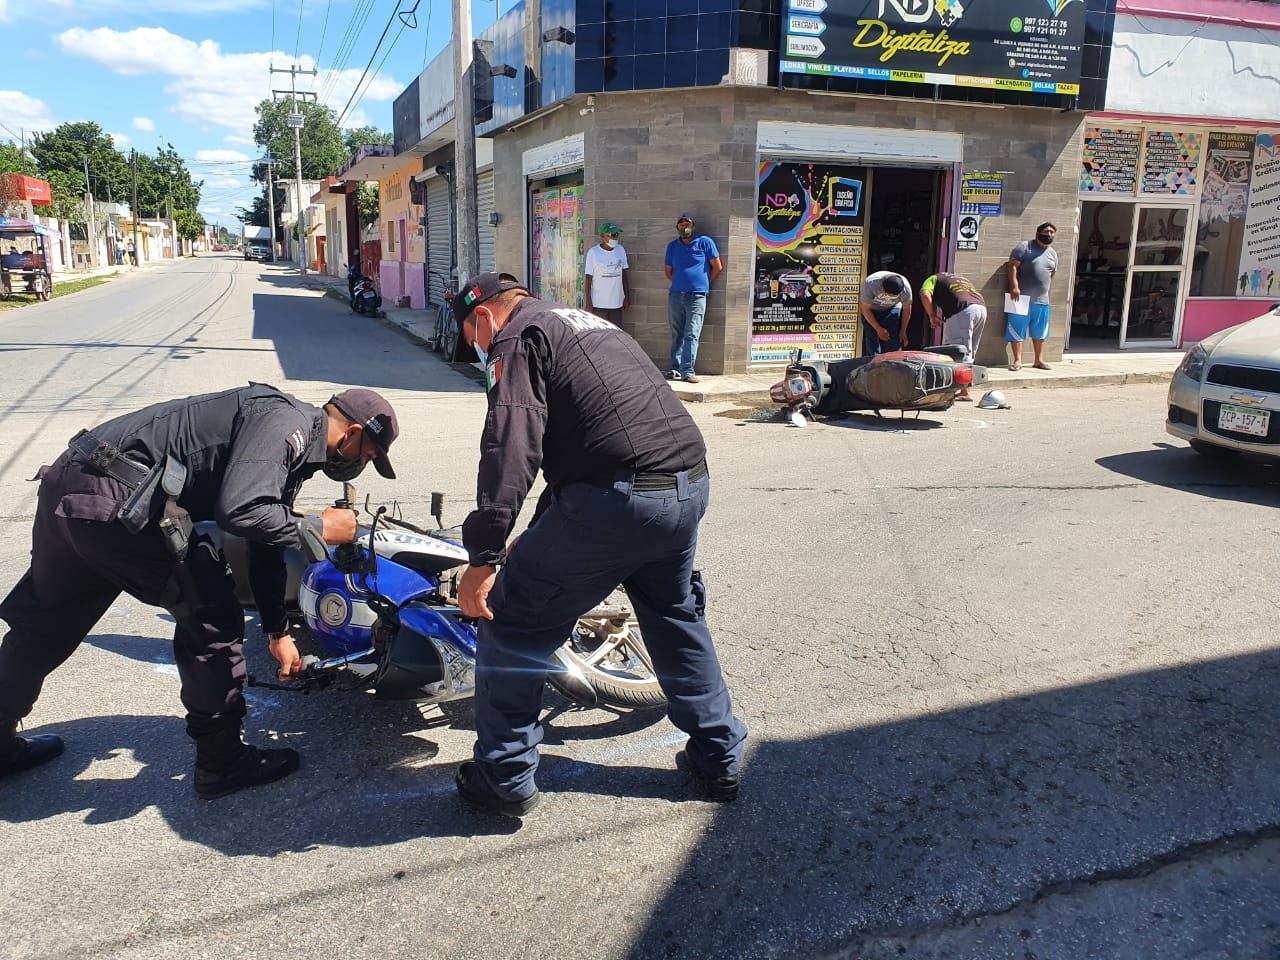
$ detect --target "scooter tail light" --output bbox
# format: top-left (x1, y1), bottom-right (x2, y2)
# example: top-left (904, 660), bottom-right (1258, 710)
top-left (954, 365), bottom-right (974, 386)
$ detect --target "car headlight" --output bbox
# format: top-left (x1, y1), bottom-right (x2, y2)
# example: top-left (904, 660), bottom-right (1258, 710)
top-left (1179, 344), bottom-right (1208, 382)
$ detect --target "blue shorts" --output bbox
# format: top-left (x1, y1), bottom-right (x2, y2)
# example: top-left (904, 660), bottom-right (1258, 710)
top-left (1006, 303), bottom-right (1051, 342)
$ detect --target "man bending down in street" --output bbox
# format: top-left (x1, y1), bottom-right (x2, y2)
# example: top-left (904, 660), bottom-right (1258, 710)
top-left (450, 271), bottom-right (748, 818)
top-left (920, 272), bottom-right (987, 402)
top-left (0, 385), bottom-right (400, 798)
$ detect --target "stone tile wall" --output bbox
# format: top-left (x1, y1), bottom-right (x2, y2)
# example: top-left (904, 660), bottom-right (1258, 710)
top-left (492, 88), bottom-right (1085, 373)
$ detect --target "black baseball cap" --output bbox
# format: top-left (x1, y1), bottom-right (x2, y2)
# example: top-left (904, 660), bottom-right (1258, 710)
top-left (453, 271), bottom-right (529, 327)
top-left (329, 388), bottom-right (399, 479)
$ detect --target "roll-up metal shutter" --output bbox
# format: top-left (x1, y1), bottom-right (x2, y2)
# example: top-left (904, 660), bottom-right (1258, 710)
top-left (426, 175), bottom-right (452, 302)
top-left (477, 169), bottom-right (496, 274)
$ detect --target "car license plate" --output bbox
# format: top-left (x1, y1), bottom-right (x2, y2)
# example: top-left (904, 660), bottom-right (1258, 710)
top-left (1217, 403), bottom-right (1270, 437)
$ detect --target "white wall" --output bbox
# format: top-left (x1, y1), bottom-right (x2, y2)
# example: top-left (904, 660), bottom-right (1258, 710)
top-left (1108, 15), bottom-right (1280, 123)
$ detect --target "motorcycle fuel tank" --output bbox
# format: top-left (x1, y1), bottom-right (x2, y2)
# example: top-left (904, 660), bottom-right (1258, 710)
top-left (299, 553), bottom-right (438, 656)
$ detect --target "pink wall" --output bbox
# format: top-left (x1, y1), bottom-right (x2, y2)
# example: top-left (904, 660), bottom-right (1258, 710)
top-left (1182, 300), bottom-right (1277, 344)
top-left (380, 260), bottom-right (405, 305)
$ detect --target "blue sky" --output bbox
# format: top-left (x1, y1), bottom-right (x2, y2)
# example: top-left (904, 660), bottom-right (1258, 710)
top-left (0, 0), bottom-right (504, 227)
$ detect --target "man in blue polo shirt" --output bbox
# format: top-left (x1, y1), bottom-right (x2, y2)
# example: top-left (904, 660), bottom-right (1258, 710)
top-left (664, 213), bottom-right (723, 384)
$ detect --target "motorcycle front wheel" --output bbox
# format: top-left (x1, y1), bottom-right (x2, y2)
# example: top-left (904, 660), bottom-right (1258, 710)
top-left (549, 592), bottom-right (667, 710)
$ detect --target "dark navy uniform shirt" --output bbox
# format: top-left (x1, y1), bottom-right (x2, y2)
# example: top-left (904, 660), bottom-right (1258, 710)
top-left (52, 383), bottom-right (329, 632)
top-left (461, 298), bottom-right (707, 566)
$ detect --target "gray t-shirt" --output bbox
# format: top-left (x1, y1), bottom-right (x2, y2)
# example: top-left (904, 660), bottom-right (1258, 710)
top-left (861, 271), bottom-right (913, 312)
top-left (1010, 241), bottom-right (1058, 304)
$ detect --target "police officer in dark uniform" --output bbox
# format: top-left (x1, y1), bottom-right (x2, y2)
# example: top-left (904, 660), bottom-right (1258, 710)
top-left (0, 385), bottom-right (400, 798)
top-left (450, 272), bottom-right (747, 817)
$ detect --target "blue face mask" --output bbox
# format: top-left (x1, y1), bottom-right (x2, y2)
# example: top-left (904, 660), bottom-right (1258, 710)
top-left (474, 342), bottom-right (488, 365)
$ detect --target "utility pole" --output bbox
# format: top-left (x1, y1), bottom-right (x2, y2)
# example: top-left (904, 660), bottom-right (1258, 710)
top-left (82, 155), bottom-right (98, 269)
top-left (272, 64), bottom-right (318, 276)
top-left (130, 149), bottom-right (140, 267)
top-left (452, 0), bottom-right (480, 285)
top-left (263, 157), bottom-right (279, 260)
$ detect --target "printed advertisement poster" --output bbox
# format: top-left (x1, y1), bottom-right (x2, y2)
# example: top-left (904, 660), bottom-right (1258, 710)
top-left (751, 160), bottom-right (868, 364)
top-left (780, 0), bottom-right (1085, 96)
top-left (1080, 127), bottom-right (1140, 194)
top-left (1239, 134), bottom-right (1280, 297)
top-left (529, 192), bottom-right (546, 294)
top-left (1140, 130), bottom-right (1201, 195)
top-left (960, 173), bottom-right (1002, 216)
top-left (558, 185), bottom-right (585, 308)
top-left (1200, 132), bottom-right (1254, 224)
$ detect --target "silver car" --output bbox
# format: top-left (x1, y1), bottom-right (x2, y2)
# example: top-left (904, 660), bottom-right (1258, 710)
top-left (1167, 304), bottom-right (1280, 457)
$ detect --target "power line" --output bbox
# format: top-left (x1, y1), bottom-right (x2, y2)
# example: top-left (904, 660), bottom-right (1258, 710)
top-left (320, 0), bottom-right (381, 105)
top-left (294, 0), bottom-right (306, 61)
top-left (316, 0), bottom-right (334, 63)
top-left (336, 0), bottom-right (417, 127)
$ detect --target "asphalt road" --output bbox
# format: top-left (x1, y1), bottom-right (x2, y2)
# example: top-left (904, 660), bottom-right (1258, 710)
top-left (0, 255), bottom-right (1277, 960)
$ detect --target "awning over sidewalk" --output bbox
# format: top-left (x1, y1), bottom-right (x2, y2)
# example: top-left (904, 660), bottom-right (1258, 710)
top-left (0, 216), bottom-right (60, 238)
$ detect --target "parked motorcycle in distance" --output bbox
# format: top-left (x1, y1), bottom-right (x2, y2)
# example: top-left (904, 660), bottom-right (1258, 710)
top-left (350, 273), bottom-right (382, 317)
top-left (769, 346), bottom-right (987, 427)
top-left (197, 486), bottom-right (666, 714)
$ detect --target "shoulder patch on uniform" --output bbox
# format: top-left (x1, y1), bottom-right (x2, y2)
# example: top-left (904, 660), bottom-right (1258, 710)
top-left (286, 427), bottom-right (308, 462)
top-left (485, 357), bottom-right (502, 391)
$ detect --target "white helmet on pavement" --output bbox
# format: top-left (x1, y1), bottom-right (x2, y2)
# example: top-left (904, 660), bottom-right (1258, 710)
top-left (977, 390), bottom-right (1012, 410)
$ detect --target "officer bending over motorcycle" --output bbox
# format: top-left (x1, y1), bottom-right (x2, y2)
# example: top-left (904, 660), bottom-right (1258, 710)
top-left (451, 271), bottom-right (748, 818)
top-left (0, 385), bottom-right (400, 799)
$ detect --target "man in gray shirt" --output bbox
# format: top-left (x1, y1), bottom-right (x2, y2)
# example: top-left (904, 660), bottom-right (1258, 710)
top-left (1006, 222), bottom-right (1058, 370)
top-left (860, 270), bottom-right (913, 357)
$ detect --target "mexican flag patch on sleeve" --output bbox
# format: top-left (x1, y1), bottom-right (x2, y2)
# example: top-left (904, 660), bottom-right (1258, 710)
top-left (484, 357), bottom-right (502, 391)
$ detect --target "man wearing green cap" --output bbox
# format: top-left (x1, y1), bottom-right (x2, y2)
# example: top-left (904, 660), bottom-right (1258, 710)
top-left (583, 222), bottom-right (630, 325)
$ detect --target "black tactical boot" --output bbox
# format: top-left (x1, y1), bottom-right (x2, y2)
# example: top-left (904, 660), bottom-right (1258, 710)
top-left (193, 729), bottom-right (300, 800)
top-left (676, 749), bottom-right (739, 803)
top-left (0, 721), bottom-right (64, 780)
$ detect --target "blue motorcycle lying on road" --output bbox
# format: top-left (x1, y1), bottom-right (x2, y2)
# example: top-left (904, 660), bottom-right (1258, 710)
top-left (199, 487), bottom-right (665, 713)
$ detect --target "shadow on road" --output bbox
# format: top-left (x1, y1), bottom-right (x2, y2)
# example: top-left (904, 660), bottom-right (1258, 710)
top-left (1097, 442), bottom-right (1280, 507)
top-left (250, 289), bottom-right (476, 393)
top-left (622, 649), bottom-right (1280, 959)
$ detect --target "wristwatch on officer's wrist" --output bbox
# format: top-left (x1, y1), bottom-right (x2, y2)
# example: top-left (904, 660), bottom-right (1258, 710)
top-left (266, 629), bottom-right (290, 641)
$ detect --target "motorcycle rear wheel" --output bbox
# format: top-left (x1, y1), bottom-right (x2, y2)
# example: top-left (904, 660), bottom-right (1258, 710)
top-left (549, 593), bottom-right (667, 710)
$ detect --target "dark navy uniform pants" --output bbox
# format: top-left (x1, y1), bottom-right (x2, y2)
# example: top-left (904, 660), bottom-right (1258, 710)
top-left (0, 458), bottom-right (248, 739)
top-left (473, 469), bottom-right (747, 802)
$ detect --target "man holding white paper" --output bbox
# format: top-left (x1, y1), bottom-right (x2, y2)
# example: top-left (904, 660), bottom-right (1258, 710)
top-left (1006, 222), bottom-right (1058, 371)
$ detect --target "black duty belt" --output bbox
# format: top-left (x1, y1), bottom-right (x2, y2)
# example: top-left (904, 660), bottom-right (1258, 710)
top-left (587, 459), bottom-right (709, 492)
top-left (67, 429), bottom-right (152, 489)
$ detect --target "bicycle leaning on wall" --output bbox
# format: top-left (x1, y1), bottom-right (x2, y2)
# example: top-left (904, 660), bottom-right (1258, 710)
top-left (426, 270), bottom-right (459, 360)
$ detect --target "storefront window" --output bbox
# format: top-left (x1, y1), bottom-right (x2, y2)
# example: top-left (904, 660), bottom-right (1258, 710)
top-left (1190, 132), bottom-right (1254, 297)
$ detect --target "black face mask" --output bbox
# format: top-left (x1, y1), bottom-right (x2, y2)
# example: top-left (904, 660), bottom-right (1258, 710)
top-left (1038, 233), bottom-right (1055, 245)
top-left (323, 434), bottom-right (366, 482)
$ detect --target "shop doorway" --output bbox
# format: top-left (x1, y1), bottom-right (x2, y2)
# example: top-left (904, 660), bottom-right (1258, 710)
top-left (864, 167), bottom-right (945, 351)
top-left (528, 173), bottom-right (585, 308)
top-left (1072, 201), bottom-right (1191, 348)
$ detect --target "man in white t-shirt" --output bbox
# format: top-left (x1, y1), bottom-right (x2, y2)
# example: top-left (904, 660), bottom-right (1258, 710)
top-left (583, 222), bottom-right (630, 325)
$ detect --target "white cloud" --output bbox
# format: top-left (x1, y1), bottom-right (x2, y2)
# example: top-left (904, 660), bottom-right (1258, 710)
top-left (109, 131), bottom-right (129, 146)
top-left (0, 90), bottom-right (57, 136)
top-left (194, 149), bottom-right (250, 163)
top-left (201, 175), bottom-right (244, 190)
top-left (132, 116), bottom-right (155, 131)
top-left (223, 134), bottom-right (256, 147)
top-left (54, 27), bottom-right (401, 142)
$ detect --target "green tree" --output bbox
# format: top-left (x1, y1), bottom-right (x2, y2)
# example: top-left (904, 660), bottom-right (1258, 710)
top-left (343, 126), bottom-right (393, 153)
top-left (30, 122), bottom-right (130, 205)
top-left (174, 208), bottom-right (206, 244)
top-left (133, 145), bottom-right (203, 221)
top-left (357, 183), bottom-right (380, 229)
top-left (0, 140), bottom-right (33, 175)
top-left (253, 99), bottom-right (347, 180)
top-left (45, 170), bottom-right (87, 225)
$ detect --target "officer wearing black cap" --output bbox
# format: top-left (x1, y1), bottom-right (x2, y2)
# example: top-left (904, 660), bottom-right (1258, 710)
top-left (450, 271), bottom-right (747, 818)
top-left (0, 384), bottom-right (399, 798)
